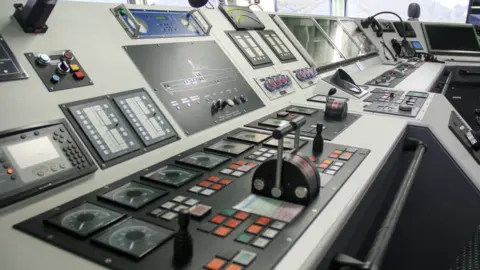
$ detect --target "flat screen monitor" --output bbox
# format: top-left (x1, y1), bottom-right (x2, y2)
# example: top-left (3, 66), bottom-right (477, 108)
top-left (422, 23), bottom-right (480, 55)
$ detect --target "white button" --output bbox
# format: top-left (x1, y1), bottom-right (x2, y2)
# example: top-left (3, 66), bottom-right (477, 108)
top-left (184, 198), bottom-right (199, 206)
top-left (161, 201), bottom-right (177, 209)
top-left (172, 195), bottom-right (186, 203)
top-left (189, 186), bottom-right (203, 193)
top-left (200, 189), bottom-right (215, 196)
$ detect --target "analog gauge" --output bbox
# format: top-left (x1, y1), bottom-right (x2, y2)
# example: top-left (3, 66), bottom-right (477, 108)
top-left (99, 182), bottom-right (167, 210)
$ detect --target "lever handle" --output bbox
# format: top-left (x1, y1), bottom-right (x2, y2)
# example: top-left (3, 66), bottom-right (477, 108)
top-left (272, 124), bottom-right (293, 140)
top-left (289, 116), bottom-right (306, 130)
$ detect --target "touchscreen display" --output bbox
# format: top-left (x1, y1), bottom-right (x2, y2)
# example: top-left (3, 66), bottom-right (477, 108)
top-left (7, 137), bottom-right (60, 169)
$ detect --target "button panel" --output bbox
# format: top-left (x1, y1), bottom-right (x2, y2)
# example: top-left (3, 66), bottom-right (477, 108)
top-left (255, 72), bottom-right (296, 100)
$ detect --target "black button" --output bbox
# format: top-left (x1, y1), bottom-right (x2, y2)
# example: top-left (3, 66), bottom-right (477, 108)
top-left (53, 137), bottom-right (58, 141)
top-left (74, 149), bottom-right (79, 154)
top-left (77, 165), bottom-right (82, 169)
top-left (60, 127), bottom-right (65, 132)
top-left (67, 146), bottom-right (71, 150)
top-left (20, 134), bottom-right (26, 139)
top-left (67, 139), bottom-right (72, 143)
top-left (72, 145), bottom-right (77, 149)
top-left (62, 148), bottom-right (68, 152)
top-left (72, 161), bottom-right (77, 165)
top-left (81, 158), bottom-right (86, 162)
top-left (34, 131), bottom-right (39, 136)
top-left (59, 139), bottom-right (64, 143)
top-left (60, 135), bottom-right (64, 139)
top-left (54, 132), bottom-right (58, 136)
top-left (68, 157), bottom-right (73, 161)
top-left (10, 175), bottom-right (16, 181)
top-left (76, 154), bottom-right (82, 159)
top-left (82, 164), bottom-right (86, 168)
top-left (3, 164), bottom-right (9, 169)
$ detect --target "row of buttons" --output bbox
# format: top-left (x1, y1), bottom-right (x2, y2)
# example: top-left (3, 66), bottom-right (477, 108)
top-left (220, 161), bottom-right (257, 178)
top-left (0, 158), bottom-right (16, 181)
top-left (205, 249), bottom-right (256, 270)
top-left (329, 148), bottom-right (356, 160)
top-left (314, 158), bottom-right (345, 176)
top-left (263, 74), bottom-right (292, 92)
top-left (149, 195), bottom-right (204, 221)
top-left (295, 67), bottom-right (318, 81)
top-left (245, 147), bottom-right (276, 162)
top-left (189, 176), bottom-right (233, 197)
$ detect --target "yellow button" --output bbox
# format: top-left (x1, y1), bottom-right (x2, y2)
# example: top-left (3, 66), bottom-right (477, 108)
top-left (70, 64), bottom-right (80, 72)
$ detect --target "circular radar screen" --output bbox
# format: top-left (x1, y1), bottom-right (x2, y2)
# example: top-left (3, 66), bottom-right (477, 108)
top-left (229, 130), bottom-right (271, 144)
top-left (99, 182), bottom-right (167, 210)
top-left (93, 217), bottom-right (174, 259)
top-left (142, 165), bottom-right (203, 187)
top-left (205, 140), bottom-right (253, 156)
top-left (176, 151), bottom-right (230, 170)
top-left (46, 203), bottom-right (125, 237)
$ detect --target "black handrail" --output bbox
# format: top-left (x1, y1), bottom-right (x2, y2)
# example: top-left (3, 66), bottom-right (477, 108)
top-left (332, 137), bottom-right (427, 270)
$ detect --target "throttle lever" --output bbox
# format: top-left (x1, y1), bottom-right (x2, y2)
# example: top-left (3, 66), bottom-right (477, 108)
top-left (289, 116), bottom-right (306, 152)
top-left (271, 123), bottom-right (294, 198)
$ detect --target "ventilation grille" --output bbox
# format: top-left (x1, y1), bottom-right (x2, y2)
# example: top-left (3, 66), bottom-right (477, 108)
top-left (450, 227), bottom-right (480, 270)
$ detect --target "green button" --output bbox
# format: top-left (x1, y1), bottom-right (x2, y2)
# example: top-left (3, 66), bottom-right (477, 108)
top-left (119, 9), bottom-right (126, 15)
top-left (235, 233), bottom-right (254, 244)
top-left (233, 250), bottom-right (257, 266)
top-left (220, 209), bottom-right (236, 217)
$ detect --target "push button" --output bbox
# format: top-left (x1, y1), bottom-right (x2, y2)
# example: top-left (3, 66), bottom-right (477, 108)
top-left (69, 64), bottom-right (80, 72)
top-left (198, 222), bottom-right (217, 233)
top-left (219, 179), bottom-right (232, 185)
top-left (233, 250), bottom-right (257, 266)
top-left (235, 233), bottom-right (254, 244)
top-left (216, 249), bottom-right (238, 261)
top-left (189, 204), bottom-right (211, 219)
top-left (50, 75), bottom-right (60, 84)
top-left (252, 237), bottom-right (270, 249)
top-left (246, 224), bottom-right (263, 234)
top-left (214, 226), bottom-right (232, 237)
top-left (210, 215), bottom-right (226, 224)
top-left (234, 211), bottom-right (249, 220)
top-left (205, 258), bottom-right (226, 270)
top-left (225, 264), bottom-right (243, 270)
top-left (7, 168), bottom-right (14, 175)
top-left (255, 217), bottom-right (271, 226)
top-left (224, 218), bottom-right (241, 228)
top-left (73, 71), bottom-right (85, 80)
top-left (220, 209), bottom-right (236, 217)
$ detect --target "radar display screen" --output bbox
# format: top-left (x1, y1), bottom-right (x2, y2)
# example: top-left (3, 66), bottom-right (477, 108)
top-left (424, 23), bottom-right (480, 53)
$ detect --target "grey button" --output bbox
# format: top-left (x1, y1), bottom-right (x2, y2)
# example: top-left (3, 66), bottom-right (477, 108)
top-left (51, 165), bottom-right (58, 172)
top-left (34, 131), bottom-right (40, 136)
top-left (59, 164), bottom-right (66, 169)
top-left (10, 175), bottom-right (16, 180)
top-left (3, 164), bottom-right (9, 169)
top-left (60, 127), bottom-right (65, 132)
top-left (37, 172), bottom-right (44, 177)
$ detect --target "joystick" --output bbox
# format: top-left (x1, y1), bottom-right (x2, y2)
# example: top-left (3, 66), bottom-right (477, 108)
top-left (312, 123), bottom-right (324, 155)
top-left (173, 209), bottom-right (193, 267)
top-left (252, 117), bottom-right (320, 205)
top-left (325, 88), bottom-right (348, 121)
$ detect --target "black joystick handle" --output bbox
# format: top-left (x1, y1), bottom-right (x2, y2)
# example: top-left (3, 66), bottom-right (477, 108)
top-left (173, 210), bottom-right (193, 266)
top-left (290, 116), bottom-right (307, 152)
top-left (328, 88), bottom-right (337, 97)
top-left (313, 123), bottom-right (324, 155)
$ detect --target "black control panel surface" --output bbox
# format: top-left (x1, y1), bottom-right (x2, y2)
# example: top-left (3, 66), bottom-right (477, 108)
top-left (366, 61), bottom-right (423, 88)
top-left (0, 119), bottom-right (97, 208)
top-left (0, 35), bottom-right (28, 82)
top-left (125, 41), bottom-right (265, 136)
top-left (448, 111), bottom-right (480, 165)
top-left (363, 89), bottom-right (428, 117)
top-left (60, 89), bottom-right (179, 169)
top-left (219, 5), bottom-right (265, 30)
top-left (25, 50), bottom-right (92, 92)
top-left (245, 105), bottom-right (361, 140)
top-left (14, 127), bottom-right (369, 270)
top-left (257, 30), bottom-right (296, 63)
top-left (227, 31), bottom-right (273, 68)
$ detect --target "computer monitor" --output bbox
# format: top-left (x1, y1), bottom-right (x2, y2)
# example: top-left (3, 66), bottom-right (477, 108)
top-left (422, 23), bottom-right (480, 56)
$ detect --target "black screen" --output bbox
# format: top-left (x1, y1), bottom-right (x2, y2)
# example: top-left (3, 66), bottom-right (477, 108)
top-left (425, 24), bottom-right (480, 52)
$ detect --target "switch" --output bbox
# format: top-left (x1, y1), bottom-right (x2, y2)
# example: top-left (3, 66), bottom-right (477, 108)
top-left (7, 168), bottom-right (14, 174)
top-left (70, 64), bottom-right (80, 72)
top-left (57, 61), bottom-right (71, 74)
top-left (73, 71), bottom-right (85, 80)
top-left (50, 74), bottom-right (60, 84)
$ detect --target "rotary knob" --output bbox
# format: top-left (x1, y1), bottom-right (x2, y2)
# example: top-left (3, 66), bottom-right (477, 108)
top-left (233, 96), bottom-right (241, 105)
top-left (296, 70), bottom-right (305, 81)
top-left (36, 54), bottom-right (50, 66)
top-left (264, 79), bottom-right (276, 92)
top-left (213, 99), bottom-right (222, 110)
top-left (57, 61), bottom-right (71, 75)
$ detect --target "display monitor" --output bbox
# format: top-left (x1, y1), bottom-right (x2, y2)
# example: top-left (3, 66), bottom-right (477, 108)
top-left (422, 23), bottom-right (480, 55)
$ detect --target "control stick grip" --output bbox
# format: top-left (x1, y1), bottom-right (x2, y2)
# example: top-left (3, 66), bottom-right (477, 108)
top-left (272, 124), bottom-right (293, 140)
top-left (290, 116), bottom-right (307, 130)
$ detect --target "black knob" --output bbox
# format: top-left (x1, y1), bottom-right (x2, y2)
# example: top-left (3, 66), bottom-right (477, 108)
top-left (173, 209), bottom-right (193, 266)
top-left (214, 99), bottom-right (222, 109)
top-left (239, 94), bottom-right (247, 103)
top-left (328, 88), bottom-right (337, 96)
top-left (233, 96), bottom-right (240, 105)
top-left (313, 123), bottom-right (324, 155)
top-left (389, 92), bottom-right (395, 98)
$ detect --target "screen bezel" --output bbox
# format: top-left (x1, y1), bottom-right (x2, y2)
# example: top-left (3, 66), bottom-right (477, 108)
top-left (422, 22), bottom-right (480, 56)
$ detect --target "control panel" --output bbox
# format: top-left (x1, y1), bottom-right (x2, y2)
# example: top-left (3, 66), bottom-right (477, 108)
top-left (0, 35), bottom-right (28, 82)
top-left (257, 30), bottom-right (296, 63)
top-left (219, 5), bottom-right (265, 30)
top-left (290, 67), bottom-right (320, 89)
top-left (25, 50), bottom-right (92, 92)
top-left (0, 119), bottom-right (97, 208)
top-left (227, 31), bottom-right (273, 68)
top-left (254, 72), bottom-right (295, 100)
top-left (60, 89), bottom-right (178, 169)
top-left (14, 121), bottom-right (369, 270)
top-left (124, 41), bottom-right (265, 136)
top-left (365, 62), bottom-right (423, 88)
top-left (449, 111), bottom-right (480, 165)
top-left (245, 105), bottom-right (361, 140)
top-left (394, 21), bottom-right (417, 38)
top-left (380, 21), bottom-right (396, 32)
top-left (111, 5), bottom-right (210, 39)
top-left (363, 89), bottom-right (429, 117)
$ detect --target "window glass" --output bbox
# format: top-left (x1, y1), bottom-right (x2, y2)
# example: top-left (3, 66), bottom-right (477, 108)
top-left (277, 0), bottom-right (331, 15)
top-left (316, 19), bottom-right (363, 58)
top-left (340, 20), bottom-right (377, 53)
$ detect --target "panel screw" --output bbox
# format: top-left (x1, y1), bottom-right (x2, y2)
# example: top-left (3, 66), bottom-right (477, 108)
top-left (47, 235), bottom-right (54, 239)
top-left (49, 87), bottom-right (54, 91)
top-left (104, 185), bottom-right (109, 189)
top-left (286, 237), bottom-right (293, 242)
top-left (89, 80), bottom-right (93, 84)
top-left (105, 258), bottom-right (112, 264)
top-left (54, 207), bottom-right (60, 211)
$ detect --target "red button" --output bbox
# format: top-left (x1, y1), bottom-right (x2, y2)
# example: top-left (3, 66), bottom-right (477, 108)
top-left (208, 176), bottom-right (220, 182)
top-left (199, 181), bottom-right (212, 187)
top-left (236, 160), bottom-right (246, 165)
top-left (255, 217), bottom-right (271, 226)
top-left (247, 163), bottom-right (257, 168)
top-left (210, 184), bottom-right (224, 190)
top-left (73, 71), bottom-right (85, 80)
top-left (206, 258), bottom-right (226, 270)
top-left (229, 164), bottom-right (239, 170)
top-left (247, 224), bottom-right (263, 234)
top-left (309, 156), bottom-right (317, 162)
top-left (234, 211), bottom-right (249, 220)
top-left (224, 218), bottom-right (241, 228)
top-left (214, 226), bottom-right (232, 237)
top-left (225, 264), bottom-right (243, 270)
top-left (329, 153), bottom-right (339, 159)
top-left (219, 179), bottom-right (232, 185)
top-left (210, 215), bottom-right (227, 224)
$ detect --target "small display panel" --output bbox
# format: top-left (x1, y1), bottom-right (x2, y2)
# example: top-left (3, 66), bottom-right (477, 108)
top-left (258, 30), bottom-right (296, 63)
top-left (411, 41), bottom-right (423, 50)
top-left (423, 23), bottom-right (480, 53)
top-left (176, 152), bottom-right (230, 170)
top-left (205, 140), bottom-right (253, 156)
top-left (279, 16), bottom-right (345, 67)
top-left (67, 98), bottom-right (141, 164)
top-left (92, 217), bottom-right (174, 259)
top-left (228, 130), bottom-right (271, 144)
top-left (112, 89), bottom-right (177, 147)
top-left (227, 31), bottom-right (273, 68)
top-left (7, 137), bottom-right (59, 169)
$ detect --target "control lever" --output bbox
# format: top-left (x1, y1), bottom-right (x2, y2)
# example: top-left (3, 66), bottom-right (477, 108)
top-left (251, 120), bottom-right (320, 205)
top-left (325, 88), bottom-right (348, 121)
top-left (13, 0), bottom-right (57, 34)
top-left (173, 209), bottom-right (193, 267)
top-left (289, 116), bottom-right (307, 152)
top-left (312, 123), bottom-right (324, 155)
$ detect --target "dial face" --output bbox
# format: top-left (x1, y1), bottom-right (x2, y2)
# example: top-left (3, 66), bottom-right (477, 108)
top-left (93, 218), bottom-right (174, 259)
top-left (99, 182), bottom-right (167, 210)
top-left (143, 165), bottom-right (202, 187)
top-left (205, 140), bottom-right (253, 156)
top-left (229, 130), bottom-right (271, 144)
top-left (177, 152), bottom-right (229, 170)
top-left (46, 203), bottom-right (124, 237)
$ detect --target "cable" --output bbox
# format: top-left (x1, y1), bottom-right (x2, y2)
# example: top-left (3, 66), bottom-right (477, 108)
top-left (380, 37), bottom-right (397, 61)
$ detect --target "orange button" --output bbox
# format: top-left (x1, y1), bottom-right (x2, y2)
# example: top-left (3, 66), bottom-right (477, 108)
top-left (206, 258), bottom-right (226, 270)
top-left (224, 218), bottom-right (241, 228)
top-left (220, 179), bottom-right (232, 185)
top-left (318, 163), bottom-right (329, 169)
top-left (323, 159), bottom-right (333, 164)
top-left (208, 176), bottom-right (220, 182)
top-left (247, 224), bottom-right (263, 234)
top-left (255, 217), bottom-right (271, 226)
top-left (6, 168), bottom-right (14, 175)
top-left (214, 226), bottom-right (232, 237)
top-left (73, 71), bottom-right (85, 80)
top-left (333, 150), bottom-right (343, 155)
top-left (229, 164), bottom-right (240, 170)
top-left (343, 152), bottom-right (353, 158)
top-left (210, 215), bottom-right (227, 224)
top-left (199, 181), bottom-right (212, 187)
top-left (248, 163), bottom-right (257, 168)
top-left (236, 160), bottom-right (246, 165)
top-left (329, 153), bottom-right (339, 158)
top-left (235, 211), bottom-right (249, 220)
top-left (225, 264), bottom-right (244, 270)
top-left (309, 156), bottom-right (317, 162)
top-left (210, 184), bottom-right (224, 190)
